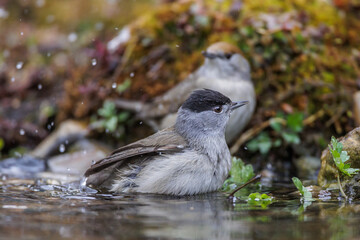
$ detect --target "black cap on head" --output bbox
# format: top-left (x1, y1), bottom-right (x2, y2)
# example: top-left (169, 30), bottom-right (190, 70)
top-left (181, 89), bottom-right (231, 113)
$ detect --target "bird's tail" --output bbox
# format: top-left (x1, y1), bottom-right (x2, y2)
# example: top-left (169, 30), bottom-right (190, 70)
top-left (114, 99), bottom-right (144, 112)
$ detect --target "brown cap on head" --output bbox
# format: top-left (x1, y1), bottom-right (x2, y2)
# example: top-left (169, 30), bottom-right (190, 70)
top-left (202, 42), bottom-right (242, 59)
top-left (206, 42), bottom-right (242, 55)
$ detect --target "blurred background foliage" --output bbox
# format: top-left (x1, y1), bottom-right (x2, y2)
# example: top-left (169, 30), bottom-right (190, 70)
top-left (0, 0), bottom-right (359, 178)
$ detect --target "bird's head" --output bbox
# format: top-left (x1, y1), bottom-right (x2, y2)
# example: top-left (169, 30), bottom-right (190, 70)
top-left (202, 42), bottom-right (250, 80)
top-left (175, 89), bottom-right (248, 137)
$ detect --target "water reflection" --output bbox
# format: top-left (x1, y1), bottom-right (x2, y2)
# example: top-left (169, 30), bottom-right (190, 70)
top-left (1, 177), bottom-right (360, 239)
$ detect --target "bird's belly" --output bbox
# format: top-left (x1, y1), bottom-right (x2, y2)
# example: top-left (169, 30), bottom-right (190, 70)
top-left (111, 151), bottom-right (230, 195)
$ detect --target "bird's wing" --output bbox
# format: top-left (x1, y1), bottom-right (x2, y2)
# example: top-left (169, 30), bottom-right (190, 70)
top-left (84, 127), bottom-right (187, 187)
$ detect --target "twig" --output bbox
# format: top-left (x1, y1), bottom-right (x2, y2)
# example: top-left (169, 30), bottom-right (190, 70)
top-left (228, 174), bottom-right (262, 199)
top-left (302, 109), bottom-right (325, 126)
top-left (230, 109), bottom-right (326, 155)
top-left (337, 174), bottom-right (348, 201)
top-left (230, 120), bottom-right (273, 155)
top-left (111, 40), bottom-right (136, 82)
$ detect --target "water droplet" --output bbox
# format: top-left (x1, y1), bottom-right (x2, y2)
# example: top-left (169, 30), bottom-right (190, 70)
top-left (14, 151), bottom-right (22, 157)
top-left (16, 61), bottom-right (23, 69)
top-left (37, 84), bottom-right (42, 90)
top-left (244, 146), bottom-right (248, 150)
top-left (3, 50), bottom-right (10, 58)
top-left (130, 72), bottom-right (135, 78)
top-left (51, 121), bottom-right (54, 126)
top-left (80, 177), bottom-right (87, 189)
top-left (95, 22), bottom-right (104, 31)
top-left (0, 8), bottom-right (9, 19)
top-left (139, 121), bottom-right (143, 125)
top-left (19, 129), bottom-right (25, 135)
top-left (11, 77), bottom-right (15, 82)
top-left (46, 15), bottom-right (55, 23)
top-left (91, 58), bottom-right (97, 66)
top-left (59, 144), bottom-right (66, 153)
top-left (68, 32), bottom-right (77, 42)
top-left (36, 0), bottom-right (45, 7)
top-left (112, 82), bottom-right (117, 89)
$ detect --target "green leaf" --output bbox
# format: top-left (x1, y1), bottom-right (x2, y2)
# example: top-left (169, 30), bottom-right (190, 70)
top-left (116, 78), bottom-right (132, 93)
top-left (273, 139), bottom-right (282, 147)
top-left (329, 136), bottom-right (360, 177)
top-left (292, 177), bottom-right (313, 201)
top-left (270, 118), bottom-right (282, 132)
top-left (247, 192), bottom-right (273, 208)
top-left (343, 168), bottom-right (360, 176)
top-left (281, 131), bottom-right (300, 144)
top-left (222, 157), bottom-right (255, 192)
top-left (105, 116), bottom-right (118, 132)
top-left (118, 112), bottom-right (130, 122)
top-left (0, 138), bottom-right (4, 151)
top-left (247, 132), bottom-right (272, 155)
top-left (98, 101), bottom-right (116, 118)
top-left (230, 157), bottom-right (255, 183)
top-left (292, 177), bottom-right (303, 191)
top-left (286, 113), bottom-right (304, 133)
top-left (340, 151), bottom-right (350, 163)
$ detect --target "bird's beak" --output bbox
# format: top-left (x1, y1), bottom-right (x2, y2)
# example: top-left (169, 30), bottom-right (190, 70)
top-left (231, 101), bottom-right (248, 111)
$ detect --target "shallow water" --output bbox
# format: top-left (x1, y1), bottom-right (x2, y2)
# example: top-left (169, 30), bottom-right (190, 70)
top-left (1, 176), bottom-right (360, 240)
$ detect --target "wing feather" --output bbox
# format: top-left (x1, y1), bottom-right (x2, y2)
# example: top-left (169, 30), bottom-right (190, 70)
top-left (84, 127), bottom-right (187, 188)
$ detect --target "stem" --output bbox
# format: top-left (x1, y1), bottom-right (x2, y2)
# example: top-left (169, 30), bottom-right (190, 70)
top-left (228, 174), bottom-right (262, 199)
top-left (337, 174), bottom-right (348, 201)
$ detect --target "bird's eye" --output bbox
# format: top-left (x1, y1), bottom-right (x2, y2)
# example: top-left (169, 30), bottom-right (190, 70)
top-left (224, 53), bottom-right (232, 59)
top-left (213, 106), bottom-right (223, 113)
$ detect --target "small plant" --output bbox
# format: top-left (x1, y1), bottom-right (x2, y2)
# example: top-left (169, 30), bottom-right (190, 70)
top-left (222, 157), bottom-right (255, 192)
top-left (247, 132), bottom-right (280, 155)
top-left (328, 136), bottom-right (359, 200)
top-left (247, 112), bottom-right (304, 155)
top-left (292, 177), bottom-right (313, 202)
top-left (116, 78), bottom-right (131, 94)
top-left (0, 138), bottom-right (4, 158)
top-left (247, 192), bottom-right (273, 208)
top-left (92, 101), bottom-right (130, 138)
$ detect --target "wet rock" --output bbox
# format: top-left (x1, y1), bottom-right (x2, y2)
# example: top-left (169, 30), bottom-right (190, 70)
top-left (294, 156), bottom-right (321, 180)
top-left (0, 155), bottom-right (45, 178)
top-left (344, 173), bottom-right (360, 200)
top-left (31, 120), bottom-right (89, 158)
top-left (318, 127), bottom-right (360, 187)
top-left (47, 139), bottom-right (110, 176)
top-left (353, 91), bottom-right (360, 125)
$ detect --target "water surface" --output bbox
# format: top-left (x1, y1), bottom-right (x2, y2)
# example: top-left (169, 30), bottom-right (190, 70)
top-left (1, 177), bottom-right (360, 240)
